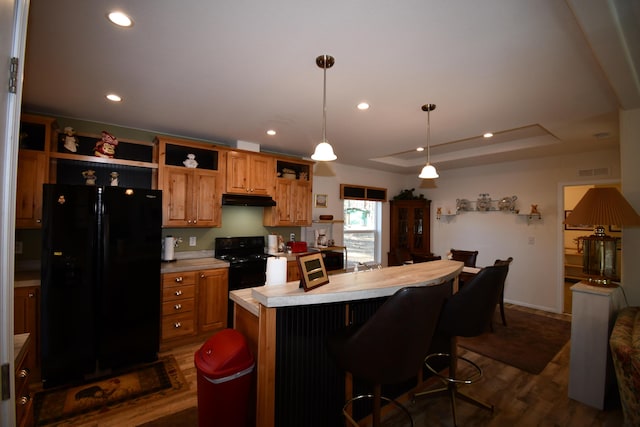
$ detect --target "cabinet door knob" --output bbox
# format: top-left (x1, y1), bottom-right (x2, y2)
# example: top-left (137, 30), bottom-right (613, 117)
top-left (17, 368), bottom-right (30, 379)
top-left (175, 276), bottom-right (183, 283)
top-left (174, 322), bottom-right (182, 328)
top-left (17, 395), bottom-right (31, 406)
top-left (28, 292), bottom-right (35, 298)
top-left (36, 219), bottom-right (42, 223)
top-left (174, 304), bottom-right (182, 310)
top-left (200, 273), bottom-right (205, 279)
top-left (174, 290), bottom-right (183, 296)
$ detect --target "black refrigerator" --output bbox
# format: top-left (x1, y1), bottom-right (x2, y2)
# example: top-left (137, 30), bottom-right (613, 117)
top-left (41, 184), bottom-right (162, 388)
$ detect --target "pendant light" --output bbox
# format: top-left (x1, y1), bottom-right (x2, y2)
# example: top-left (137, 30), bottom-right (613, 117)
top-left (311, 55), bottom-right (337, 161)
top-left (419, 103), bottom-right (439, 179)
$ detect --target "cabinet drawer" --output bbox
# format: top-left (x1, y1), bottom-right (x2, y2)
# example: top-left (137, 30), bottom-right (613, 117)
top-left (162, 284), bottom-right (196, 302)
top-left (162, 272), bottom-right (197, 288)
top-left (162, 298), bottom-right (195, 317)
top-left (16, 391), bottom-right (33, 427)
top-left (162, 312), bottom-right (196, 340)
top-left (15, 365), bottom-right (31, 399)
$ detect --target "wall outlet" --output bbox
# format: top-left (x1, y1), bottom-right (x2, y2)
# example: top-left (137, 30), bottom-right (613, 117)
top-left (189, 236), bottom-right (197, 246)
top-left (15, 241), bottom-right (23, 254)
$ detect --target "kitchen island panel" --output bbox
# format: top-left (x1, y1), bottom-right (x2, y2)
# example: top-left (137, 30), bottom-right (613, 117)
top-left (232, 260), bottom-right (462, 427)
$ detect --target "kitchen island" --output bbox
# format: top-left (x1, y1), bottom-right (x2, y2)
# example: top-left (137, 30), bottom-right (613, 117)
top-left (230, 259), bottom-right (463, 427)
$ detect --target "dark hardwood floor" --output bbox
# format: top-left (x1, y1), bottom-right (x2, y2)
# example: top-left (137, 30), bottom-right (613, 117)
top-left (48, 304), bottom-right (623, 426)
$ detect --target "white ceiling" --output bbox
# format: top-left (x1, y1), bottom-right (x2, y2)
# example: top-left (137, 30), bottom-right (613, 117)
top-left (21, 0), bottom-right (640, 174)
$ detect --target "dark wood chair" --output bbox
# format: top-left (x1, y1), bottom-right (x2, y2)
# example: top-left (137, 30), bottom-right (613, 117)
top-left (492, 257), bottom-right (513, 328)
top-left (450, 249), bottom-right (478, 267)
top-left (414, 264), bottom-right (510, 426)
top-left (327, 283), bottom-right (451, 427)
top-left (450, 249), bottom-right (479, 288)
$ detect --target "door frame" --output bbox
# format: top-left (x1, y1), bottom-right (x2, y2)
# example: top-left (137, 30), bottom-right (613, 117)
top-left (557, 178), bottom-right (620, 313)
top-left (0, 0), bottom-right (30, 424)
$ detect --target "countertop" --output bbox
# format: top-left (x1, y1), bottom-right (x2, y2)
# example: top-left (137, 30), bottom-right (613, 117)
top-left (161, 257), bottom-right (229, 273)
top-left (14, 333), bottom-right (30, 364)
top-left (14, 270), bottom-right (40, 288)
top-left (230, 259), bottom-right (463, 309)
top-left (15, 251), bottom-right (229, 286)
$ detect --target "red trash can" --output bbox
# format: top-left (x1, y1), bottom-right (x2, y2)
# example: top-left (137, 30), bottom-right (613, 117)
top-left (194, 329), bottom-right (255, 427)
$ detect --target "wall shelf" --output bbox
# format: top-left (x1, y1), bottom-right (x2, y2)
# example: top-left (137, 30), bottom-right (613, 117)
top-left (437, 194), bottom-right (542, 225)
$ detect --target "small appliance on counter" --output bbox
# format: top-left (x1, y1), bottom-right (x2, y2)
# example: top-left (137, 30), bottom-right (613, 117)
top-left (286, 241), bottom-right (308, 253)
top-left (162, 236), bottom-right (181, 262)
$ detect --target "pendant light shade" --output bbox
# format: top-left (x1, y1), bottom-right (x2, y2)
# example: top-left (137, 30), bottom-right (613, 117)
top-left (419, 163), bottom-right (439, 179)
top-left (418, 103), bottom-right (438, 179)
top-left (311, 141), bottom-right (336, 161)
top-left (311, 55), bottom-right (337, 161)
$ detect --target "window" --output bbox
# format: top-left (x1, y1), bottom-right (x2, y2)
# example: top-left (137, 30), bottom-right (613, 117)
top-left (343, 199), bottom-right (382, 269)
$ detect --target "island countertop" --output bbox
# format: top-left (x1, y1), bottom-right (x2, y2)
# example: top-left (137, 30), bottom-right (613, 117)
top-left (245, 259), bottom-right (463, 308)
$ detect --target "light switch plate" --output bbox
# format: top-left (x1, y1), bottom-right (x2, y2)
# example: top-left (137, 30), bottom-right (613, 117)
top-left (189, 236), bottom-right (196, 246)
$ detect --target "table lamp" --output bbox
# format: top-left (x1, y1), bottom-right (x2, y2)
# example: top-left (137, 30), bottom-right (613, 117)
top-left (564, 187), bottom-right (640, 286)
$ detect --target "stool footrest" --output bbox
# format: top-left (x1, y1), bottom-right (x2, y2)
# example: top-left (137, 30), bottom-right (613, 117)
top-left (343, 394), bottom-right (414, 427)
top-left (424, 352), bottom-right (483, 385)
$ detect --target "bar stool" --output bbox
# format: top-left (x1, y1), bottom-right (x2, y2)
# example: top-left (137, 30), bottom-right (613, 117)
top-left (414, 264), bottom-right (509, 426)
top-left (327, 283), bottom-right (451, 427)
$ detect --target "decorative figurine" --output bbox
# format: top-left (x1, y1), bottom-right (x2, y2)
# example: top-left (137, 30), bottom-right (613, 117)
top-left (63, 127), bottom-right (79, 152)
top-left (94, 130), bottom-right (118, 158)
top-left (110, 172), bottom-right (119, 186)
top-left (183, 153), bottom-right (198, 168)
top-left (82, 170), bottom-right (96, 185)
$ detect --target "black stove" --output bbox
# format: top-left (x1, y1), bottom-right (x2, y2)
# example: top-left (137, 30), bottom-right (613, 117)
top-left (215, 236), bottom-right (269, 325)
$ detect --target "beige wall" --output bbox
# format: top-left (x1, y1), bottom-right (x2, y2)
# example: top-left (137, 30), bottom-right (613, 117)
top-left (404, 148), bottom-right (621, 313)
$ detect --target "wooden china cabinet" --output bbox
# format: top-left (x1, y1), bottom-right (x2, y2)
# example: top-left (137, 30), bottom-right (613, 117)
top-left (388, 198), bottom-right (432, 266)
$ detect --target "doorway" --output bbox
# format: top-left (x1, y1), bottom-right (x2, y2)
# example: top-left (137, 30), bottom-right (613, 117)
top-left (562, 181), bottom-right (621, 313)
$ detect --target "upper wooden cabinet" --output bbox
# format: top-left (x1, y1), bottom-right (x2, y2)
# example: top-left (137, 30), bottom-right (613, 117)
top-left (157, 137), bottom-right (225, 227)
top-left (226, 151), bottom-right (274, 195)
top-left (388, 199), bottom-right (432, 266)
top-left (264, 158), bottom-right (314, 226)
top-left (16, 114), bottom-right (55, 228)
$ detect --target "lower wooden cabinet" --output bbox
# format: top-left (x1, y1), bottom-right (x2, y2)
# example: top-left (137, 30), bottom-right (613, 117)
top-left (15, 334), bottom-right (34, 427)
top-left (161, 268), bottom-right (229, 348)
top-left (287, 260), bottom-right (301, 283)
top-left (14, 286), bottom-right (40, 381)
top-left (198, 268), bottom-right (229, 332)
top-left (161, 272), bottom-right (197, 342)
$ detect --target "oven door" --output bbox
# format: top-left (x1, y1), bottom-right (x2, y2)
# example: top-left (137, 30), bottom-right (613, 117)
top-left (228, 260), bottom-right (267, 291)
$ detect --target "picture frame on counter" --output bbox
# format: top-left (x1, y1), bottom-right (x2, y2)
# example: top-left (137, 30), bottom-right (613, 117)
top-left (298, 252), bottom-right (330, 292)
top-left (315, 193), bottom-right (328, 208)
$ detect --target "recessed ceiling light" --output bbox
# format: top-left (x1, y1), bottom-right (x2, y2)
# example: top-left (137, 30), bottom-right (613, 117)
top-left (416, 147), bottom-right (424, 152)
top-left (266, 129), bottom-right (276, 136)
top-left (357, 102), bottom-right (370, 110)
top-left (483, 132), bottom-right (494, 138)
top-left (107, 11), bottom-right (133, 27)
top-left (106, 93), bottom-right (122, 102)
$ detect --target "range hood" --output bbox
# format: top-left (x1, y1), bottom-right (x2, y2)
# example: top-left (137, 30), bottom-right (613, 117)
top-left (222, 193), bottom-right (276, 207)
